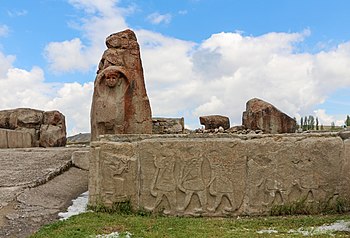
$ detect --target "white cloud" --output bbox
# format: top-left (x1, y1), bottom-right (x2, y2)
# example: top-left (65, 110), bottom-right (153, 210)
top-left (314, 109), bottom-right (345, 126)
top-left (0, 50), bottom-right (93, 135)
top-left (0, 24), bottom-right (9, 37)
top-left (3, 0), bottom-right (349, 136)
top-left (45, 0), bottom-right (128, 73)
top-left (7, 9), bottom-right (28, 17)
top-left (146, 12), bottom-right (172, 25)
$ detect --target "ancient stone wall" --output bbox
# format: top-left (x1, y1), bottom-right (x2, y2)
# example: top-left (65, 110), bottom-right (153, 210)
top-left (89, 133), bottom-right (350, 216)
top-left (0, 108), bottom-right (66, 147)
top-left (0, 129), bottom-right (32, 148)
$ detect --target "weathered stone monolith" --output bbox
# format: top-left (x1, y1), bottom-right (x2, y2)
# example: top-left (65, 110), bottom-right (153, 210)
top-left (242, 98), bottom-right (296, 134)
top-left (90, 29), bottom-right (152, 141)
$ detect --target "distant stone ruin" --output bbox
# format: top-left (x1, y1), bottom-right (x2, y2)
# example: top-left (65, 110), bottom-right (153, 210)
top-left (243, 98), bottom-right (296, 134)
top-left (90, 29), bottom-right (152, 141)
top-left (0, 108), bottom-right (66, 148)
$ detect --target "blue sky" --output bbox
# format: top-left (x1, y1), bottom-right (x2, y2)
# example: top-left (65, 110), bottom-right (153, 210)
top-left (0, 0), bottom-right (350, 135)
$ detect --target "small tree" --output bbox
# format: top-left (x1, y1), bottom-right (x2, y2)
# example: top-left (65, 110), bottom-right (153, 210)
top-left (303, 116), bottom-right (308, 131)
top-left (316, 117), bottom-right (319, 130)
top-left (300, 117), bottom-right (304, 130)
top-left (345, 115), bottom-right (350, 127)
top-left (308, 115), bottom-right (315, 130)
top-left (294, 117), bottom-right (299, 130)
top-left (321, 124), bottom-right (324, 130)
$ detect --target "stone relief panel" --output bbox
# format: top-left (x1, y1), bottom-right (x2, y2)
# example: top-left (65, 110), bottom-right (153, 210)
top-left (139, 140), bottom-right (247, 216)
top-left (89, 134), bottom-right (347, 216)
top-left (246, 136), bottom-right (343, 214)
top-left (101, 153), bottom-right (131, 205)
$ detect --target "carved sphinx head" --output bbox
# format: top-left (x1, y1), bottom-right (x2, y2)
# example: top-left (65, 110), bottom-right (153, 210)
top-left (103, 67), bottom-right (126, 88)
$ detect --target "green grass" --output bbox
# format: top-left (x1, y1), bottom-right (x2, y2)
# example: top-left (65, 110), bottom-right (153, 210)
top-left (31, 212), bottom-right (350, 238)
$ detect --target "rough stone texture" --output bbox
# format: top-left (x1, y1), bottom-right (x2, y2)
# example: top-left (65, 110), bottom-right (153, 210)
top-left (152, 117), bottom-right (184, 134)
top-left (0, 129), bottom-right (32, 148)
top-left (339, 130), bottom-right (350, 140)
top-left (242, 98), bottom-right (296, 134)
top-left (89, 133), bottom-right (349, 216)
top-left (0, 129), bottom-right (8, 148)
top-left (72, 150), bottom-right (90, 170)
top-left (199, 115), bottom-right (230, 130)
top-left (0, 108), bottom-right (67, 147)
top-left (91, 29), bottom-right (152, 141)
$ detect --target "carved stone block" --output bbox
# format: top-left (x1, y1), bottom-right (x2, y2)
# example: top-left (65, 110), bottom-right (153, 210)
top-left (89, 133), bottom-right (349, 216)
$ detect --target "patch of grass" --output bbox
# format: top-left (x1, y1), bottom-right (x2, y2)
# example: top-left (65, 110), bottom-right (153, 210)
top-left (31, 213), bottom-right (350, 238)
top-left (270, 197), bottom-right (350, 216)
top-left (88, 200), bottom-right (133, 215)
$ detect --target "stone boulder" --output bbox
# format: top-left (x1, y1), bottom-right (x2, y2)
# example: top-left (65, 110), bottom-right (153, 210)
top-left (0, 108), bottom-right (67, 147)
top-left (242, 98), bottom-right (296, 134)
top-left (91, 29), bottom-right (152, 141)
top-left (199, 115), bottom-right (230, 130)
top-left (152, 117), bottom-right (184, 134)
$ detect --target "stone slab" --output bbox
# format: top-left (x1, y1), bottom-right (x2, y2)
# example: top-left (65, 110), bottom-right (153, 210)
top-left (0, 148), bottom-right (79, 187)
top-left (0, 129), bottom-right (8, 148)
top-left (7, 130), bottom-right (24, 148)
top-left (72, 150), bottom-right (90, 170)
top-left (89, 133), bottom-right (349, 216)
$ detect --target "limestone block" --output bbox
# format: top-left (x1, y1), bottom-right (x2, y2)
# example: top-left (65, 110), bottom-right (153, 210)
top-left (89, 142), bottom-right (138, 207)
top-left (89, 133), bottom-right (348, 216)
top-left (245, 136), bottom-right (343, 214)
top-left (22, 131), bottom-right (32, 148)
top-left (7, 130), bottom-right (24, 148)
top-left (0, 129), bottom-right (8, 148)
top-left (72, 151), bottom-right (90, 170)
top-left (152, 117), bottom-right (184, 134)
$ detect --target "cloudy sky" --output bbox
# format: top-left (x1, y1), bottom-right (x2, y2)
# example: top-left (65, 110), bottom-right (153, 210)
top-left (0, 0), bottom-right (350, 135)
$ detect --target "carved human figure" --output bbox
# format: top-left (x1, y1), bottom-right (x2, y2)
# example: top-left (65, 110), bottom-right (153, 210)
top-left (146, 155), bottom-right (176, 214)
top-left (178, 157), bottom-right (207, 212)
top-left (207, 164), bottom-right (235, 213)
top-left (102, 156), bottom-right (130, 205)
top-left (92, 66), bottom-right (129, 139)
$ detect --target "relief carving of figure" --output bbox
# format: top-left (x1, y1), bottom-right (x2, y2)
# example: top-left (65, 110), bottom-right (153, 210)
top-left (102, 156), bottom-right (130, 205)
top-left (207, 164), bottom-right (235, 213)
top-left (92, 66), bottom-right (130, 138)
top-left (178, 156), bottom-right (207, 213)
top-left (146, 155), bottom-right (176, 214)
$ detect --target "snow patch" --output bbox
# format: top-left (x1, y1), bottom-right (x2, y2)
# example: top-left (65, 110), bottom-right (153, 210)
top-left (58, 191), bottom-right (89, 220)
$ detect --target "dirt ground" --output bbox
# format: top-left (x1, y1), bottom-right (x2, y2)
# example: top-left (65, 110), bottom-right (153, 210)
top-left (0, 148), bottom-right (88, 238)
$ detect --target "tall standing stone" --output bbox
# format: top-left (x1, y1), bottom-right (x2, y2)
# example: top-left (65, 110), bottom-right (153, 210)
top-left (91, 29), bottom-right (152, 141)
top-left (242, 98), bottom-right (296, 134)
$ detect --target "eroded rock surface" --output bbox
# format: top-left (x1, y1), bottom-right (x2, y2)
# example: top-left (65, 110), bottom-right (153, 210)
top-left (91, 29), bottom-right (152, 141)
top-left (242, 98), bottom-right (296, 134)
